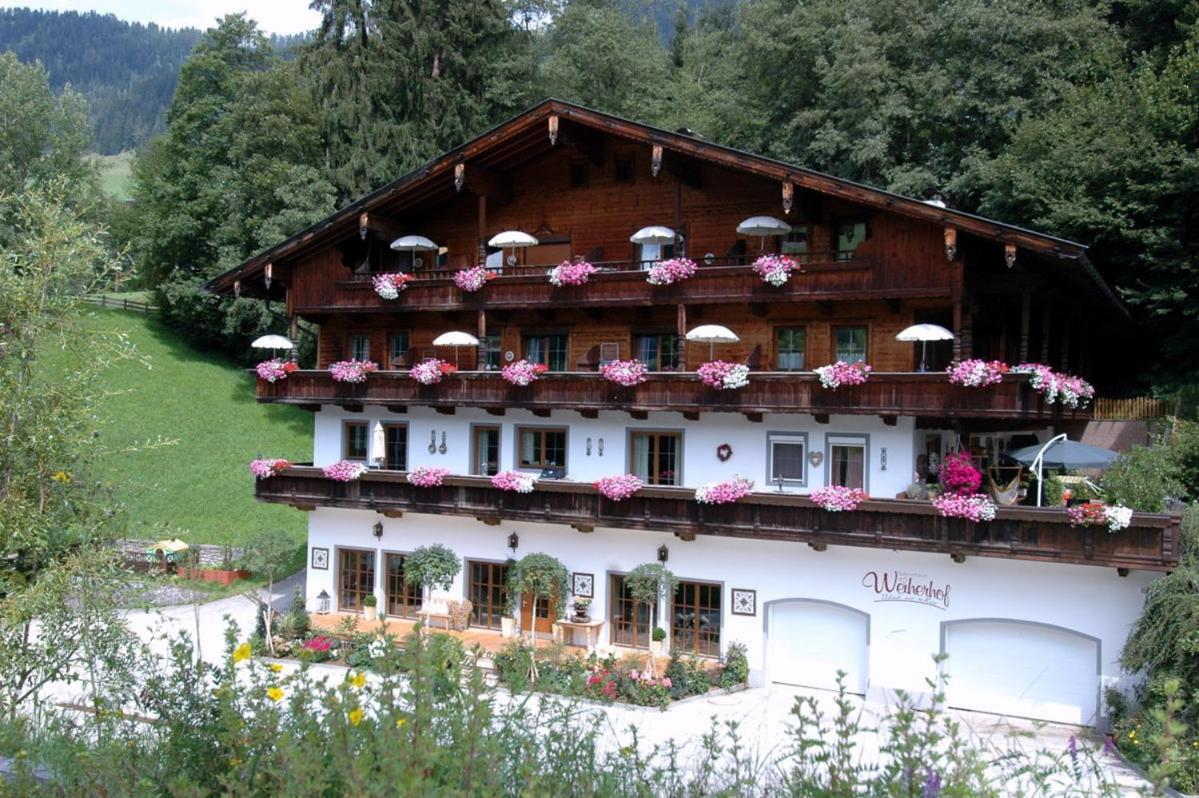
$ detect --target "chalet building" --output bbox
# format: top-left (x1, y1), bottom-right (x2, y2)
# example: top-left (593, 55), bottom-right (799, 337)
top-left (208, 100), bottom-right (1179, 727)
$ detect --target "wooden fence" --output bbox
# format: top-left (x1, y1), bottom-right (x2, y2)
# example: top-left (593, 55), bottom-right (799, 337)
top-left (83, 296), bottom-right (157, 313)
top-left (1092, 396), bottom-right (1174, 420)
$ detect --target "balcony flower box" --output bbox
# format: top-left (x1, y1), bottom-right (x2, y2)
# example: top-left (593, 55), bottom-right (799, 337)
top-left (501, 359), bottom-right (548, 386)
top-left (329, 359), bottom-right (379, 384)
top-left (454, 265), bottom-right (497, 293)
top-left (372, 272), bottom-right (413, 300)
top-left (600, 359), bottom-right (649, 387)
top-left (548, 259), bottom-right (596, 287)
top-left (645, 257), bottom-right (696, 286)
top-left (492, 470), bottom-right (535, 493)
top-left (407, 466), bottom-right (450, 488)
top-left (932, 493), bottom-right (997, 522)
top-left (810, 485), bottom-right (867, 512)
top-left (409, 358), bottom-right (456, 385)
top-left (1067, 501), bottom-right (1133, 532)
top-left (815, 361), bottom-right (871, 389)
top-left (322, 460), bottom-right (368, 482)
top-left (751, 254), bottom-right (799, 287)
top-left (947, 359), bottom-right (1008, 388)
top-left (249, 458), bottom-right (291, 479)
top-left (1011, 363), bottom-right (1095, 409)
top-left (695, 476), bottom-right (753, 505)
top-left (594, 474), bottom-right (644, 501)
top-left (697, 361), bottom-right (750, 390)
top-left (256, 358), bottom-right (297, 383)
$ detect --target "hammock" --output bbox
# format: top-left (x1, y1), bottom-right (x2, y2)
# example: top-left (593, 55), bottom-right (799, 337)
top-left (988, 465), bottom-right (1024, 506)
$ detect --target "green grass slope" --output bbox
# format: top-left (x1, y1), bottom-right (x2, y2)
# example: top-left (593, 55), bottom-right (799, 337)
top-left (95, 151), bottom-right (134, 200)
top-left (80, 309), bottom-right (311, 546)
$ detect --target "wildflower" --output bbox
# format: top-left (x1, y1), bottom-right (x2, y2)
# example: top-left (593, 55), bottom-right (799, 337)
top-left (232, 642), bottom-right (252, 663)
top-left (348, 707), bottom-right (364, 726)
top-left (348, 671), bottom-right (367, 689)
top-left (266, 687), bottom-right (284, 702)
top-left (396, 717), bottom-right (407, 728)
top-left (1128, 729), bottom-right (1136, 739)
top-left (1103, 735), bottom-right (1116, 755)
top-left (269, 663), bottom-right (283, 673)
top-left (922, 768), bottom-right (941, 798)
top-left (51, 470), bottom-right (71, 483)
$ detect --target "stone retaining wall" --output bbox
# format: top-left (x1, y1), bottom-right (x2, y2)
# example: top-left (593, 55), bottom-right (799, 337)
top-left (114, 539), bottom-right (245, 567)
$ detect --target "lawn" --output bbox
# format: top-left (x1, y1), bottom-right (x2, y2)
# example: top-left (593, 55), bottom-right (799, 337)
top-left (95, 151), bottom-right (134, 200)
top-left (66, 309), bottom-right (312, 547)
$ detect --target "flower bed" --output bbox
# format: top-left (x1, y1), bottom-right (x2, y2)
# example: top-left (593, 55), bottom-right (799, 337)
top-left (1066, 501), bottom-right (1133, 532)
top-left (600, 359), bottom-right (649, 387)
top-left (409, 358), bottom-right (456, 385)
top-left (695, 476), bottom-right (754, 505)
top-left (501, 359), bottom-right (548, 386)
top-left (454, 265), bottom-right (496, 292)
top-left (491, 470), bottom-right (535, 493)
top-left (249, 458), bottom-right (291, 479)
top-left (407, 466), bottom-right (449, 487)
top-left (814, 360), bottom-right (872, 389)
top-left (645, 257), bottom-right (696, 286)
top-left (329, 359), bottom-right (379, 383)
top-left (256, 358), bottom-right (297, 382)
top-left (697, 361), bottom-right (750, 390)
top-left (751, 254), bottom-right (799, 286)
top-left (594, 474), bottom-right (644, 501)
top-left (810, 485), bottom-right (867, 512)
top-left (1011, 363), bottom-right (1095, 408)
top-left (372, 272), bottom-right (412, 300)
top-left (947, 359), bottom-right (1008, 388)
top-left (548, 259), bottom-right (596, 287)
top-left (322, 460), bottom-right (368, 482)
top-left (932, 493), bottom-right (997, 522)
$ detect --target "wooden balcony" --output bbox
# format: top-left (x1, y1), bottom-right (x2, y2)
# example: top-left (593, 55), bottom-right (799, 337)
top-left (256, 370), bottom-right (1093, 422)
top-left (257, 468), bottom-right (1179, 571)
top-left (297, 254), bottom-right (944, 314)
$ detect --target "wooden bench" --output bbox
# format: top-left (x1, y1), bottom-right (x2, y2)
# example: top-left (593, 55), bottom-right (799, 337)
top-left (418, 598), bottom-right (472, 631)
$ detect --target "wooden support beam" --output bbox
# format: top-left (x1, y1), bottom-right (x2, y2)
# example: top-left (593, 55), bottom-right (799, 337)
top-left (744, 412), bottom-right (763, 423)
top-left (477, 195), bottom-right (487, 264)
top-left (358, 212), bottom-right (404, 242)
top-left (881, 415), bottom-right (898, 427)
top-left (1041, 304), bottom-right (1052, 362)
top-left (1117, 567), bottom-right (1129, 578)
top-left (676, 304), bottom-right (687, 337)
top-left (462, 163), bottom-right (512, 203)
top-left (808, 542), bottom-right (827, 552)
top-left (951, 553), bottom-right (966, 563)
top-left (434, 406), bottom-right (456, 415)
top-left (298, 404), bottom-right (321, 413)
top-left (385, 405), bottom-right (408, 414)
top-left (571, 524), bottom-right (594, 534)
top-left (674, 529), bottom-right (697, 542)
top-left (344, 403), bottom-right (364, 413)
top-left (682, 411), bottom-right (700, 421)
top-left (291, 504), bottom-right (316, 512)
top-left (814, 414), bottom-right (830, 425)
top-left (380, 510), bottom-right (404, 519)
top-left (748, 302), bottom-right (768, 318)
top-left (476, 516), bottom-right (502, 526)
top-left (1019, 290), bottom-right (1031, 362)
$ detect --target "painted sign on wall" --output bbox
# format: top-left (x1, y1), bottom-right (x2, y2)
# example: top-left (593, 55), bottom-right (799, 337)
top-left (862, 570), bottom-right (951, 610)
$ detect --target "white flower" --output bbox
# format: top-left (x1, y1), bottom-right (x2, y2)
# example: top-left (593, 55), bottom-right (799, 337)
top-left (1104, 504), bottom-right (1133, 532)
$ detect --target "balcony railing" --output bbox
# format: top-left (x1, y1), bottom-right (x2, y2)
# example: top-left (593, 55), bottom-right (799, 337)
top-left (296, 254), bottom-right (928, 313)
top-left (256, 467), bottom-right (1179, 571)
top-left (255, 370), bottom-right (1093, 421)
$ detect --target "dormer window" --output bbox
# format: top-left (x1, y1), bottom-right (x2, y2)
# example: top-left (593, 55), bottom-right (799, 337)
top-left (834, 220), bottom-right (868, 261)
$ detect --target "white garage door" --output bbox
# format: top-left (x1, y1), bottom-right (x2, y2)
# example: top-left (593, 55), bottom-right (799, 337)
top-left (944, 621), bottom-right (1099, 725)
top-left (768, 601), bottom-right (869, 694)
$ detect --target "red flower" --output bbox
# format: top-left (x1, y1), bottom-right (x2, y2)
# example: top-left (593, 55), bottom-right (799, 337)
top-left (534, 363), bottom-right (549, 373)
top-left (283, 361), bottom-right (299, 373)
top-left (438, 363), bottom-right (458, 375)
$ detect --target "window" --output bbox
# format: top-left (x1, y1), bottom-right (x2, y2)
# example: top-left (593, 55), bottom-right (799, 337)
top-left (343, 421), bottom-right (368, 461)
top-left (348, 334), bottom-right (371, 362)
top-left (629, 431), bottom-right (680, 486)
top-left (834, 326), bottom-right (868, 364)
top-left (776, 327), bottom-right (807, 371)
top-left (672, 580), bottom-right (721, 657)
top-left (609, 573), bottom-right (650, 648)
top-left (388, 331), bottom-right (410, 366)
top-left (467, 560), bottom-right (509, 630)
top-left (827, 435), bottom-right (868, 491)
top-left (768, 432), bottom-right (807, 486)
top-left (569, 160), bottom-right (588, 187)
top-left (638, 241), bottom-right (675, 267)
top-left (634, 333), bottom-right (681, 371)
top-left (480, 333), bottom-right (502, 371)
top-left (834, 220), bottom-right (868, 261)
top-left (614, 155), bottom-right (635, 182)
top-left (471, 425), bottom-right (501, 476)
top-left (517, 427), bottom-right (567, 470)
top-left (781, 226), bottom-right (811, 262)
top-left (523, 333), bottom-right (568, 371)
top-left (385, 553), bottom-right (421, 618)
top-left (384, 424), bottom-right (407, 470)
top-left (338, 548), bottom-right (375, 612)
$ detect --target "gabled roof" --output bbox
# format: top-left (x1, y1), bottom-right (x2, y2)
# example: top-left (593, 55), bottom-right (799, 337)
top-left (204, 98), bottom-right (1121, 312)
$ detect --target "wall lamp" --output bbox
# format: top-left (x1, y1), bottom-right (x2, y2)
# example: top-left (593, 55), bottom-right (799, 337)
top-left (372, 521), bottom-right (383, 539)
top-left (657, 544), bottom-right (669, 563)
top-left (508, 532), bottom-right (520, 554)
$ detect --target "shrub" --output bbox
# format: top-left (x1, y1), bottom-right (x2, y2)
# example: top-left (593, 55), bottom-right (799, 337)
top-left (665, 654), bottom-right (714, 699)
top-left (363, 594), bottom-right (378, 607)
top-left (719, 641), bottom-right (750, 689)
top-left (1101, 441), bottom-right (1185, 512)
top-left (279, 586), bottom-right (310, 639)
top-left (652, 627), bottom-right (666, 642)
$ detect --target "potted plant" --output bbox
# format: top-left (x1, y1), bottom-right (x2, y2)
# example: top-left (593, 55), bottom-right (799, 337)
top-left (625, 563), bottom-right (679, 675)
top-left (572, 596), bottom-right (592, 621)
top-left (650, 627), bottom-right (667, 657)
top-left (363, 593), bottom-right (378, 622)
top-left (405, 544), bottom-right (461, 633)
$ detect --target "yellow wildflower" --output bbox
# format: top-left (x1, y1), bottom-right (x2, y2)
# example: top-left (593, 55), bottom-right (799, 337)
top-left (232, 642), bottom-right (252, 663)
top-left (348, 671), bottom-right (367, 689)
top-left (266, 687), bottom-right (284, 702)
top-left (270, 663), bottom-right (283, 673)
top-left (1128, 730), bottom-right (1136, 739)
top-left (51, 471), bottom-right (71, 483)
top-left (348, 707), bottom-right (364, 726)
top-left (396, 717), bottom-right (406, 728)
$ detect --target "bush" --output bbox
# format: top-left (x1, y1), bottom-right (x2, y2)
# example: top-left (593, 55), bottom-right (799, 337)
top-left (652, 627), bottom-right (666, 642)
top-left (1101, 441), bottom-right (1185, 512)
top-left (363, 593), bottom-right (378, 608)
top-left (665, 653), bottom-right (714, 699)
top-left (278, 586), bottom-right (310, 639)
top-left (719, 641), bottom-right (750, 689)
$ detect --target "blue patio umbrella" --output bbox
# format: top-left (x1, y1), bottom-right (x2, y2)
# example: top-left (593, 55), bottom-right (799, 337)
top-left (1008, 435), bottom-right (1118, 506)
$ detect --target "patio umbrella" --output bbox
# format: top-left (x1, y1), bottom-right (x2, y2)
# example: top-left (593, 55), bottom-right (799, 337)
top-left (736, 215), bottom-right (792, 253)
top-left (432, 330), bottom-right (479, 367)
top-left (629, 226), bottom-right (679, 245)
top-left (370, 421), bottom-right (386, 468)
top-left (389, 235), bottom-right (439, 270)
top-left (251, 334), bottom-right (294, 358)
top-left (1009, 435), bottom-right (1119, 506)
top-left (488, 231), bottom-right (539, 268)
top-left (895, 323), bottom-right (954, 372)
top-left (685, 324), bottom-right (739, 359)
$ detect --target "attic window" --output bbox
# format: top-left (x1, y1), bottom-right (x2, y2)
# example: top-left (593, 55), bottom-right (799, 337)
top-left (614, 155), bottom-right (635, 182)
top-left (569, 160), bottom-right (588, 187)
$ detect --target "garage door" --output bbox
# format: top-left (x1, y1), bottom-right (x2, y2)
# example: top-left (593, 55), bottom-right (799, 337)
top-left (944, 621), bottom-right (1099, 725)
top-left (768, 601), bottom-right (869, 694)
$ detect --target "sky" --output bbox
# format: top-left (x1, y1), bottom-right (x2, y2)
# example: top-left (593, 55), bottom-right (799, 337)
top-left (4, 1), bottom-right (322, 35)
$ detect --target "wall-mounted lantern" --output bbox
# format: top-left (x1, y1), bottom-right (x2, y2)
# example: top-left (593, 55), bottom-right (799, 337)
top-left (316, 590), bottom-right (331, 615)
top-left (944, 227), bottom-right (958, 262)
top-left (651, 144), bottom-right (663, 177)
top-left (548, 114), bottom-right (559, 146)
top-left (507, 532), bottom-right (520, 554)
top-left (454, 162), bottom-right (465, 192)
top-left (372, 521), bottom-right (383, 539)
top-left (782, 181), bottom-right (794, 214)
top-left (1004, 243), bottom-right (1017, 269)
top-left (657, 544), bottom-right (669, 563)
top-left (264, 262), bottom-right (273, 289)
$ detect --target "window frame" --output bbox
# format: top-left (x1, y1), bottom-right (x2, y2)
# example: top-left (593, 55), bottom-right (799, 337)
top-left (346, 333), bottom-right (371, 362)
top-left (671, 578), bottom-right (723, 658)
top-left (342, 420), bottom-right (369, 462)
top-left (469, 423), bottom-right (503, 476)
top-left (382, 422), bottom-right (407, 471)
top-left (767, 431), bottom-right (809, 487)
top-left (337, 546), bottom-right (376, 613)
top-left (627, 429), bottom-right (683, 486)
top-left (514, 425), bottom-right (569, 472)
top-left (832, 324), bottom-right (869, 364)
top-left (521, 331), bottom-right (569, 372)
top-left (383, 551), bottom-right (422, 619)
top-left (466, 558), bottom-right (510, 630)
top-left (608, 571), bottom-right (651, 649)
top-left (632, 331), bottom-right (682, 372)
top-left (480, 332), bottom-right (502, 371)
top-left (387, 331), bottom-right (411, 367)
top-left (780, 224), bottom-right (812, 262)
top-left (824, 432), bottom-right (870, 493)
top-left (833, 219), bottom-right (870, 261)
top-left (774, 326), bottom-right (808, 371)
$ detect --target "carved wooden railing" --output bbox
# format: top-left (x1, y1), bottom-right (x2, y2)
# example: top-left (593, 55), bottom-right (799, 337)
top-left (257, 468), bottom-right (1179, 571)
top-left (255, 370), bottom-right (1093, 421)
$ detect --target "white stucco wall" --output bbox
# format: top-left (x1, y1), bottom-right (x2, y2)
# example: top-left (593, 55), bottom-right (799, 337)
top-left (304, 507), bottom-right (1155, 715)
top-left (312, 405), bottom-right (919, 498)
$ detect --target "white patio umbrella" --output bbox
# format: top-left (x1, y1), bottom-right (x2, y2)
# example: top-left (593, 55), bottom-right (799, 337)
top-left (432, 330), bottom-right (479, 367)
top-left (629, 226), bottom-right (679, 245)
top-left (251, 334), bottom-right (294, 358)
top-left (736, 215), bottom-right (792, 253)
top-left (488, 231), bottom-right (539, 268)
top-left (896, 323), bottom-right (955, 372)
top-left (685, 324), bottom-right (739, 359)
top-left (370, 421), bottom-right (386, 468)
top-left (389, 235), bottom-right (439, 269)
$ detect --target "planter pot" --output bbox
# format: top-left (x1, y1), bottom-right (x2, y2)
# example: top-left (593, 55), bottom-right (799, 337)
top-left (501, 616), bottom-right (516, 638)
top-left (573, 611), bottom-right (590, 622)
top-left (364, 605), bottom-right (377, 622)
top-left (649, 640), bottom-right (666, 657)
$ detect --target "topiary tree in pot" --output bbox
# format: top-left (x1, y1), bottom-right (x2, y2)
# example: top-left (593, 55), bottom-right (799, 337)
top-left (508, 552), bottom-right (570, 680)
top-left (405, 544), bottom-right (461, 633)
top-left (625, 562), bottom-right (678, 676)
